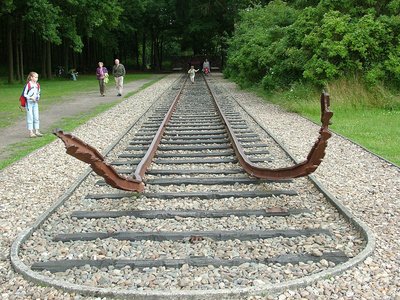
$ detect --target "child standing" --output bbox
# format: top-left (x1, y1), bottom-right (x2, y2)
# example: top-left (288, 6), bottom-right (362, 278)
top-left (24, 72), bottom-right (42, 138)
top-left (188, 65), bottom-right (199, 83)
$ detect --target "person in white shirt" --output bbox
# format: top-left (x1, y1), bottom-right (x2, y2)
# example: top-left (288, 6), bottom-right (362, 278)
top-left (188, 65), bottom-right (199, 83)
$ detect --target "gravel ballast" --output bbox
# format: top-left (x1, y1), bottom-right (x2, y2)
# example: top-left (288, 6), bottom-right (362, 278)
top-left (1, 73), bottom-right (399, 299)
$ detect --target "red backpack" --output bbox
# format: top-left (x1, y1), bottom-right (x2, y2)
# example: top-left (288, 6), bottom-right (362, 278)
top-left (19, 82), bottom-right (40, 108)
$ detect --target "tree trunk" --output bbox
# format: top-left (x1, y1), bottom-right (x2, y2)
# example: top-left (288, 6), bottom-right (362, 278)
top-left (142, 32), bottom-right (146, 70)
top-left (64, 42), bottom-right (69, 72)
top-left (158, 37), bottom-right (164, 70)
top-left (19, 22), bottom-right (24, 82)
top-left (47, 41), bottom-right (52, 79)
top-left (7, 15), bottom-right (14, 84)
top-left (15, 32), bottom-right (21, 82)
top-left (73, 51), bottom-right (76, 71)
top-left (134, 31), bottom-right (139, 69)
top-left (41, 41), bottom-right (47, 78)
top-left (150, 29), bottom-right (155, 68)
top-left (85, 36), bottom-right (90, 72)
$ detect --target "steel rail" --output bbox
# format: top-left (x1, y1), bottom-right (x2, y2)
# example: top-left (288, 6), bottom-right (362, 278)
top-left (53, 129), bottom-right (145, 192)
top-left (12, 75), bottom-right (375, 300)
top-left (203, 76), bottom-right (333, 179)
top-left (53, 76), bottom-right (188, 192)
top-left (133, 76), bottom-right (188, 181)
top-left (53, 74), bottom-right (331, 191)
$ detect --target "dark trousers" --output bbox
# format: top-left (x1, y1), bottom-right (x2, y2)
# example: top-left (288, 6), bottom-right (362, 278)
top-left (99, 79), bottom-right (106, 95)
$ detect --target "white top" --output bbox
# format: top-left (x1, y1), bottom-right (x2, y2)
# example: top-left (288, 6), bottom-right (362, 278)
top-left (23, 81), bottom-right (41, 101)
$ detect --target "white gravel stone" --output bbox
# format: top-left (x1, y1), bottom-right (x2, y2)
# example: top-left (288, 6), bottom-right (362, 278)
top-left (1, 73), bottom-right (399, 299)
top-left (214, 75), bottom-right (400, 299)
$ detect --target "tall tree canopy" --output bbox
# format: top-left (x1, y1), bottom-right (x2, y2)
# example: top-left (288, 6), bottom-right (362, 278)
top-left (225, 0), bottom-right (400, 89)
top-left (0, 0), bottom-right (251, 83)
top-left (4, 0), bottom-right (398, 88)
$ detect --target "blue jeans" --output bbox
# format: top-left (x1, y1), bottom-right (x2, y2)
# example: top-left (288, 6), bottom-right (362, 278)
top-left (26, 100), bottom-right (40, 130)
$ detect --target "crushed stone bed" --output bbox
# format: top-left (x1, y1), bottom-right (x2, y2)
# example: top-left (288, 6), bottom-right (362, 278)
top-left (1, 73), bottom-right (399, 299)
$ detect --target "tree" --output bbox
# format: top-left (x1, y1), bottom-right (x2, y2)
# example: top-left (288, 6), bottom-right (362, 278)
top-left (225, 0), bottom-right (400, 89)
top-left (0, 0), bottom-right (252, 78)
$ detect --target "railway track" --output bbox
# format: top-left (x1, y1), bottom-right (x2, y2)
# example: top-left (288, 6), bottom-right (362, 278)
top-left (11, 74), bottom-right (372, 299)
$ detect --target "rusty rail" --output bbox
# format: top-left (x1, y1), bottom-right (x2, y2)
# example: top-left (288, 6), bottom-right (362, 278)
top-left (53, 76), bottom-right (187, 192)
top-left (204, 78), bottom-right (333, 180)
top-left (54, 76), bottom-right (332, 191)
top-left (133, 76), bottom-right (187, 181)
top-left (53, 129), bottom-right (145, 192)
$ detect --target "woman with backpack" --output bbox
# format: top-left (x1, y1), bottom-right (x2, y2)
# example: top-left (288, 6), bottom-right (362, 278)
top-left (23, 71), bottom-right (42, 138)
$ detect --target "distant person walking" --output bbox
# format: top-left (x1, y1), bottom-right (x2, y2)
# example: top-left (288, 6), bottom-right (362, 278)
top-left (23, 72), bottom-right (43, 138)
top-left (202, 58), bottom-right (210, 75)
top-left (112, 59), bottom-right (126, 96)
top-left (96, 62), bottom-right (108, 96)
top-left (188, 65), bottom-right (199, 84)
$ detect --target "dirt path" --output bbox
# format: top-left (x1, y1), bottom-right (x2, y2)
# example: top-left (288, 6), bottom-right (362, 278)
top-left (0, 75), bottom-right (163, 161)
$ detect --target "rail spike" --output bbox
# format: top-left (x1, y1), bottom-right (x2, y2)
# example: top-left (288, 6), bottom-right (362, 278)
top-left (53, 129), bottom-right (144, 192)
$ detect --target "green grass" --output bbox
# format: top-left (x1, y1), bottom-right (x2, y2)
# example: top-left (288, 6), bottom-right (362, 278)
top-left (123, 76), bottom-right (164, 98)
top-left (0, 101), bottom-right (119, 170)
top-left (0, 73), bottom-right (155, 129)
top-left (327, 108), bottom-right (399, 164)
top-left (0, 73), bottom-right (163, 170)
top-left (253, 80), bottom-right (400, 166)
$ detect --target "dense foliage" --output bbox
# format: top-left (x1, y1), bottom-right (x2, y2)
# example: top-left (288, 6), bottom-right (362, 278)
top-left (0, 0), bottom-right (251, 82)
top-left (4, 0), bottom-right (400, 90)
top-left (225, 0), bottom-right (400, 90)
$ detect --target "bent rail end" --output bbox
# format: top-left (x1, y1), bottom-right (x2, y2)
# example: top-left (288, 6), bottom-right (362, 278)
top-left (53, 129), bottom-right (144, 192)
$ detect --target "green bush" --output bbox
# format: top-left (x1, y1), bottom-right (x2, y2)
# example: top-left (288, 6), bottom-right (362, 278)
top-left (225, 1), bottom-right (299, 88)
top-left (225, 0), bottom-right (400, 93)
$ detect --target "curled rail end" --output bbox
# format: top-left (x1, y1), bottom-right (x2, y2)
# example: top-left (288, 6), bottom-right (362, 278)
top-left (53, 129), bottom-right (144, 192)
top-left (279, 91), bottom-right (333, 178)
top-left (287, 91), bottom-right (333, 178)
top-left (230, 92), bottom-right (333, 180)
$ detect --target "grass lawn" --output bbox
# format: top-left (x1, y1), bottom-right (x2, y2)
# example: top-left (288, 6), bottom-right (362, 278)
top-left (0, 73), bottom-right (162, 170)
top-left (302, 106), bottom-right (399, 165)
top-left (0, 102), bottom-right (118, 170)
top-left (0, 73), bottom-right (155, 129)
top-left (262, 87), bottom-right (400, 166)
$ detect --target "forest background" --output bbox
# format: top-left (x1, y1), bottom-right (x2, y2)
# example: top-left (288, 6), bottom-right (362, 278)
top-left (0, 0), bottom-right (399, 165)
top-left (0, 0), bottom-right (251, 81)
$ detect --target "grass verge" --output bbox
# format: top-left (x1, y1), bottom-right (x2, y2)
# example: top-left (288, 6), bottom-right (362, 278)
top-left (0, 74), bottom-right (155, 129)
top-left (123, 75), bottom-right (166, 98)
top-left (0, 74), bottom-right (164, 170)
top-left (250, 79), bottom-right (400, 166)
top-left (0, 101), bottom-right (119, 170)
